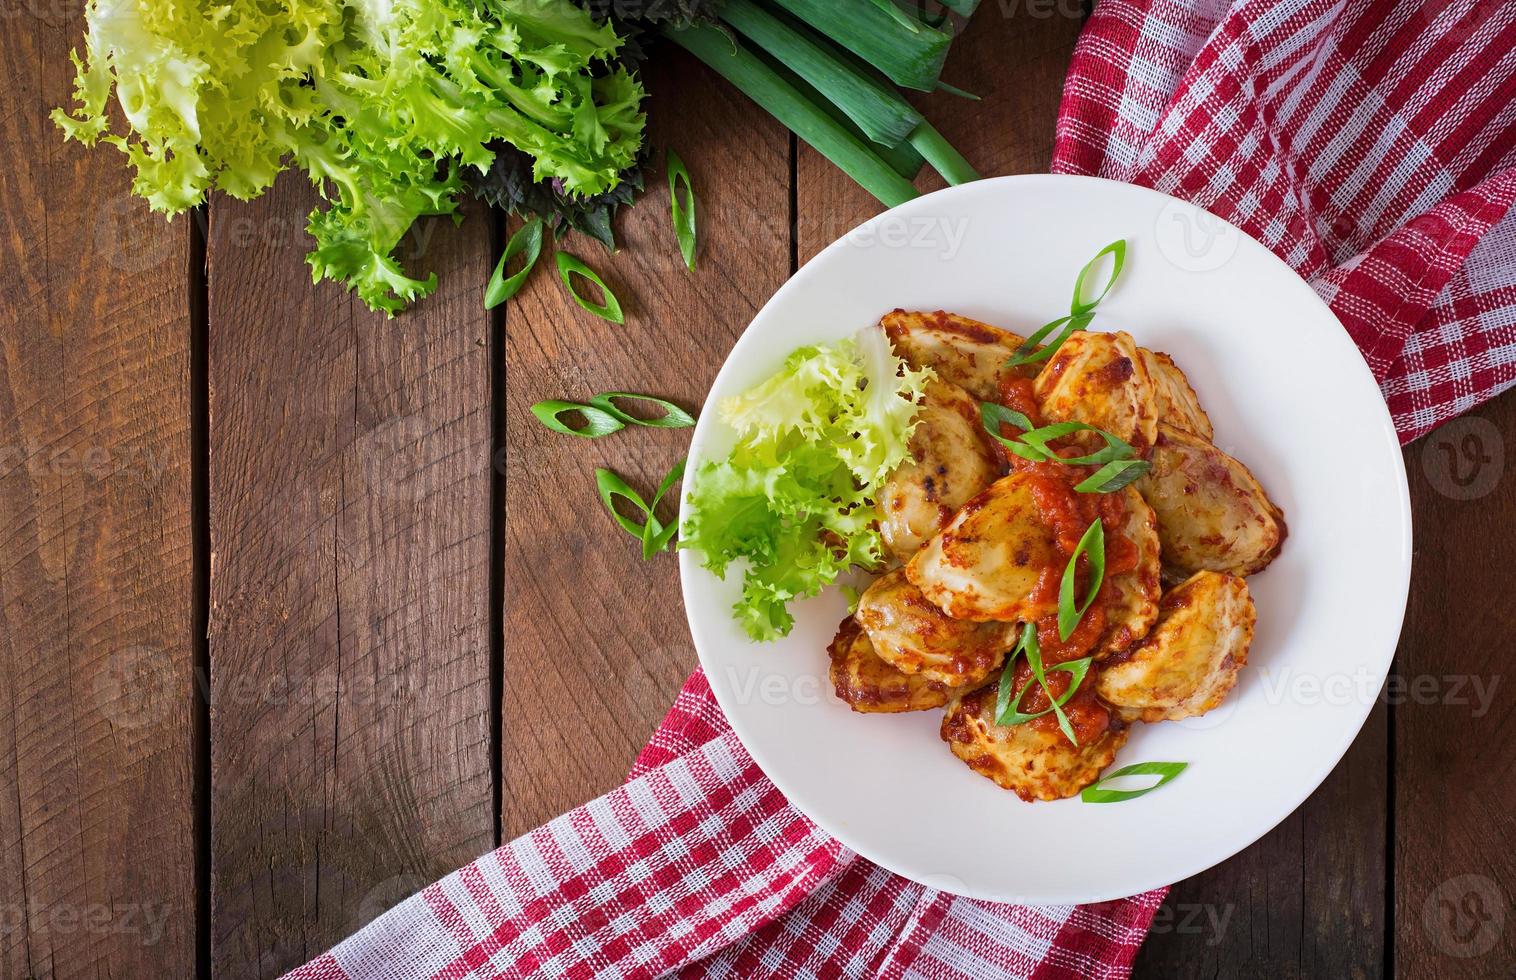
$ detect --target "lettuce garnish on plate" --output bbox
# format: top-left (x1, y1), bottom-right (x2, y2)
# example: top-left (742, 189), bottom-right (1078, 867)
top-left (683, 329), bottom-right (932, 641)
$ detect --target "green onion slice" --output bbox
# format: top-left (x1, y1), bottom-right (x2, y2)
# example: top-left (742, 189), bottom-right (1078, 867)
top-left (1071, 239), bottom-right (1127, 315)
top-left (1019, 422), bottom-right (1137, 466)
top-left (531, 400), bottom-right (625, 438)
top-left (641, 459), bottom-right (687, 559)
top-left (1005, 311), bottom-right (1094, 367)
top-left (1081, 761), bottom-right (1188, 803)
top-left (556, 252), bottom-right (624, 323)
top-left (994, 624), bottom-right (1091, 745)
top-left (666, 150), bottom-right (697, 272)
top-left (596, 460), bottom-right (686, 558)
top-left (1058, 519), bottom-right (1105, 641)
top-left (588, 393), bottom-right (696, 429)
top-left (979, 402), bottom-right (1034, 442)
top-left (1076, 458), bottom-right (1151, 494)
top-left (485, 219), bottom-right (544, 309)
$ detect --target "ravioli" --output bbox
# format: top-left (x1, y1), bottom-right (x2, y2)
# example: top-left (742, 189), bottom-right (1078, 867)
top-left (1136, 423), bottom-right (1286, 576)
top-left (1139, 347), bottom-right (1213, 439)
top-left (827, 616), bottom-right (957, 713)
top-left (941, 684), bottom-right (1129, 801)
top-left (878, 380), bottom-right (1004, 562)
top-left (1098, 571), bottom-right (1254, 721)
top-left (1096, 487), bottom-right (1163, 657)
top-left (881, 309), bottom-right (1032, 402)
top-left (904, 472), bottom-right (1063, 624)
top-left (855, 568), bottom-right (1014, 687)
top-left (1034, 330), bottom-right (1160, 451)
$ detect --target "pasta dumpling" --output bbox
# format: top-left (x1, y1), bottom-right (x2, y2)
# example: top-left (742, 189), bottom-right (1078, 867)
top-left (1097, 570), bottom-right (1255, 721)
top-left (1034, 330), bottom-right (1160, 451)
top-left (941, 683), bottom-right (1129, 801)
top-left (882, 309), bottom-right (1031, 402)
top-left (828, 616), bottom-right (957, 713)
top-left (904, 472), bottom-right (1063, 624)
top-left (855, 568), bottom-right (1014, 688)
top-left (878, 380), bottom-right (1004, 562)
top-left (1138, 347), bottom-right (1213, 439)
top-left (1136, 423), bottom-right (1286, 576)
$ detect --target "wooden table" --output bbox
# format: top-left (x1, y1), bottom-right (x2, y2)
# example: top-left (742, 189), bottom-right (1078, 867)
top-left (3, 5), bottom-right (1513, 978)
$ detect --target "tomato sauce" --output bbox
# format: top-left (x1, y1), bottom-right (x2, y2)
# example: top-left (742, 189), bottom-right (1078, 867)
top-left (987, 413), bottom-right (1137, 748)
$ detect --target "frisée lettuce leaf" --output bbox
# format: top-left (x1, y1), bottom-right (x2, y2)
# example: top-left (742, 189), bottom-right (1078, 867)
top-left (682, 329), bottom-right (932, 641)
top-left (51, 0), bottom-right (646, 315)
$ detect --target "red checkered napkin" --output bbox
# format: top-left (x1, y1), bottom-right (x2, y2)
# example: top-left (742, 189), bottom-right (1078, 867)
top-left (284, 3), bottom-right (1516, 977)
top-left (1053, 0), bottom-right (1516, 443)
top-left (286, 672), bottom-right (1161, 980)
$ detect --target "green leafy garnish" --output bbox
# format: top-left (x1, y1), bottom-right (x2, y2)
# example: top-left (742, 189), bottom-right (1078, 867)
top-left (485, 220), bottom-right (545, 310)
top-left (978, 405), bottom-right (1141, 478)
top-left (1058, 519), bottom-right (1105, 641)
top-left (666, 150), bottom-right (698, 272)
top-left (1081, 762), bottom-right (1188, 803)
top-left (589, 393), bottom-right (696, 428)
top-left (596, 460), bottom-right (685, 559)
top-left (682, 331), bottom-right (933, 640)
top-left (53, 0), bottom-right (647, 316)
top-left (1005, 312), bottom-right (1094, 367)
top-left (531, 400), bottom-right (625, 438)
top-left (1005, 239), bottom-right (1127, 366)
top-left (1075, 458), bottom-right (1151, 493)
top-left (995, 624), bottom-right (1093, 745)
top-left (1072, 240), bottom-right (1127, 314)
top-left (556, 252), bottom-right (625, 323)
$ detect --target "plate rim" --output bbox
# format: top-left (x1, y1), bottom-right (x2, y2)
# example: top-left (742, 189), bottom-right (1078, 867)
top-left (678, 172), bottom-right (1414, 903)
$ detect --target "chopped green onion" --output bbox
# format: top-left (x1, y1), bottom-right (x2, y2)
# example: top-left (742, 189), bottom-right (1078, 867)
top-left (1071, 240), bottom-right (1127, 315)
top-left (555, 251), bottom-right (624, 323)
top-left (1081, 762), bottom-right (1188, 803)
top-left (596, 460), bottom-right (686, 558)
top-left (980, 406), bottom-right (1141, 471)
top-left (530, 400), bottom-right (625, 438)
top-left (641, 459), bottom-right (687, 558)
top-left (722, 0), bottom-right (923, 147)
top-left (665, 23), bottom-right (920, 207)
top-left (980, 402), bottom-right (1035, 439)
top-left (1004, 312), bottom-right (1094, 367)
top-left (766, 0), bottom-right (952, 93)
top-left (1019, 422), bottom-right (1137, 466)
top-left (666, 150), bottom-right (697, 272)
top-left (588, 393), bottom-right (696, 429)
top-left (1076, 458), bottom-right (1151, 493)
top-left (934, 79), bottom-right (980, 100)
top-left (1058, 519), bottom-right (1105, 641)
top-left (484, 219), bottom-right (544, 309)
top-left (994, 624), bottom-right (1091, 745)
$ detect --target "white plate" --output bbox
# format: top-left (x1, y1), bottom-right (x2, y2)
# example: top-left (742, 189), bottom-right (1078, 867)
top-left (678, 174), bottom-right (1412, 904)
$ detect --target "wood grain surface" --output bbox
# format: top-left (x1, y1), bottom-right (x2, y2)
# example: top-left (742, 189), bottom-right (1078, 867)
top-left (206, 179), bottom-right (495, 975)
top-left (500, 53), bottom-right (792, 838)
top-left (0, 5), bottom-right (197, 978)
top-left (1, 2), bottom-right (1514, 978)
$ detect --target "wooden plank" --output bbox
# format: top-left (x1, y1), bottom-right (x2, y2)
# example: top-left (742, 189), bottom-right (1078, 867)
top-left (207, 179), bottom-right (496, 975)
top-left (0, 5), bottom-right (196, 977)
top-left (499, 53), bottom-right (792, 837)
top-left (1394, 395), bottom-right (1516, 977)
top-left (1134, 706), bottom-right (1386, 978)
